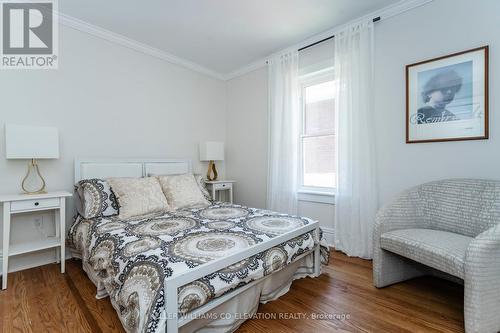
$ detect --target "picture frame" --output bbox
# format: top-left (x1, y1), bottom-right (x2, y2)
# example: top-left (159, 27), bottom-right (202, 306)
top-left (406, 46), bottom-right (489, 143)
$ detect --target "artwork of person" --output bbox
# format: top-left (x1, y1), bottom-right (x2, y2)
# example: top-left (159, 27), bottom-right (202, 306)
top-left (416, 70), bottom-right (463, 124)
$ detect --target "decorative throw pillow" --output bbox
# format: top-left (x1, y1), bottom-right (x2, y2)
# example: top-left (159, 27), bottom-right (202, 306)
top-left (157, 174), bottom-right (210, 209)
top-left (75, 179), bottom-right (119, 219)
top-left (106, 177), bottom-right (170, 219)
top-left (194, 174), bottom-right (213, 202)
top-left (147, 172), bottom-right (213, 202)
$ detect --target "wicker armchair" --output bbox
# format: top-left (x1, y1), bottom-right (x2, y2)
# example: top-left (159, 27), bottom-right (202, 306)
top-left (373, 179), bottom-right (500, 333)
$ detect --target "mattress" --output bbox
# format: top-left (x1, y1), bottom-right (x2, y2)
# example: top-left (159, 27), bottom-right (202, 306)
top-left (68, 202), bottom-right (330, 333)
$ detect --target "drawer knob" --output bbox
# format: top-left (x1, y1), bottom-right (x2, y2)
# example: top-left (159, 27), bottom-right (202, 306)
top-left (34, 202), bottom-right (39, 206)
top-left (222, 184), bottom-right (226, 187)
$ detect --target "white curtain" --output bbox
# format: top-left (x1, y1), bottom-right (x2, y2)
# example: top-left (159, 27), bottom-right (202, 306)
top-left (334, 20), bottom-right (378, 259)
top-left (267, 51), bottom-right (300, 215)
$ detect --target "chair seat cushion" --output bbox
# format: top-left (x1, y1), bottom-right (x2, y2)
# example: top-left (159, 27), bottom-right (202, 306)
top-left (380, 228), bottom-right (472, 279)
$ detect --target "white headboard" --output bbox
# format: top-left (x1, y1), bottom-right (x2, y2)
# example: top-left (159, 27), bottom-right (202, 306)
top-left (74, 158), bottom-right (192, 183)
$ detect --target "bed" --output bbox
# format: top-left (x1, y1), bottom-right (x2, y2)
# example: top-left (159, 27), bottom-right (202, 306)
top-left (68, 158), bottom-right (329, 333)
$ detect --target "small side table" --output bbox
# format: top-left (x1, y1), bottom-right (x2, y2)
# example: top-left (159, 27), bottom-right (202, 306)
top-left (205, 180), bottom-right (236, 203)
top-left (0, 191), bottom-right (72, 289)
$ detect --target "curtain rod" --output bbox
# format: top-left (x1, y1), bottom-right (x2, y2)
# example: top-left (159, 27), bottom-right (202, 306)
top-left (298, 16), bottom-right (381, 52)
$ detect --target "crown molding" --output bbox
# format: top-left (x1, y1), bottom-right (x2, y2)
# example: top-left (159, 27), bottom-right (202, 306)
top-left (57, 12), bottom-right (226, 81)
top-left (224, 0), bottom-right (434, 80)
top-left (222, 59), bottom-right (267, 81)
top-left (56, 0), bottom-right (433, 82)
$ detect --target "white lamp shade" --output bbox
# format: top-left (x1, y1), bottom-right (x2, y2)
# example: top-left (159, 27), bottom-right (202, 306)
top-left (199, 141), bottom-right (224, 161)
top-left (5, 124), bottom-right (59, 159)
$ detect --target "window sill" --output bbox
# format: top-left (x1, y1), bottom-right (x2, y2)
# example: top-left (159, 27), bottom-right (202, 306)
top-left (297, 190), bottom-right (335, 205)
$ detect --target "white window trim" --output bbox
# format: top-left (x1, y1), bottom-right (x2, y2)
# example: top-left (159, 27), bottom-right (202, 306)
top-left (298, 69), bottom-right (336, 202)
top-left (297, 189), bottom-right (335, 205)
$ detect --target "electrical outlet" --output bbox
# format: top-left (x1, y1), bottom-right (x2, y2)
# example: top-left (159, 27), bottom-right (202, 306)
top-left (34, 217), bottom-right (43, 227)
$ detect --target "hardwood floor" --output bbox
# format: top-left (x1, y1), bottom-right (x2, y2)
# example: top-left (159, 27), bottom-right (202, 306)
top-left (0, 251), bottom-right (465, 333)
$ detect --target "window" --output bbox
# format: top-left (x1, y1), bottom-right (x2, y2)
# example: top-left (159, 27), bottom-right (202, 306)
top-left (299, 73), bottom-right (336, 191)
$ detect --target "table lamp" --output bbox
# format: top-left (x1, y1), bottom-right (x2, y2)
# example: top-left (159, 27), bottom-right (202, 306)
top-left (5, 124), bottom-right (59, 194)
top-left (199, 141), bottom-right (224, 181)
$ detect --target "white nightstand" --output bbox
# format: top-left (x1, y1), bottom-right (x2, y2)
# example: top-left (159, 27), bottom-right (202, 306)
top-left (0, 191), bottom-right (72, 289)
top-left (205, 180), bottom-right (236, 203)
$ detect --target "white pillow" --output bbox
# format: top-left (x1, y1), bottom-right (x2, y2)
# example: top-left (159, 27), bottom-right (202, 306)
top-left (149, 172), bottom-right (212, 202)
top-left (193, 174), bottom-right (212, 202)
top-left (157, 174), bottom-right (210, 209)
top-left (106, 177), bottom-right (170, 219)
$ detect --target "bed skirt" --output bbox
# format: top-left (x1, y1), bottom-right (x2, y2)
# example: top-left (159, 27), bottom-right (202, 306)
top-left (71, 250), bottom-right (317, 333)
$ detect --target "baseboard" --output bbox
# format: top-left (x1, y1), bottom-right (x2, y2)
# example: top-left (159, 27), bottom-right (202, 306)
top-left (321, 227), bottom-right (335, 247)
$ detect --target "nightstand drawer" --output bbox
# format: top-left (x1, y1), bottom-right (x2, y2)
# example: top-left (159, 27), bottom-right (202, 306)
top-left (213, 183), bottom-right (232, 190)
top-left (11, 198), bottom-right (60, 212)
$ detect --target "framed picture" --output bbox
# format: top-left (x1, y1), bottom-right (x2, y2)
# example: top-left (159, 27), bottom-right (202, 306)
top-left (406, 46), bottom-right (489, 143)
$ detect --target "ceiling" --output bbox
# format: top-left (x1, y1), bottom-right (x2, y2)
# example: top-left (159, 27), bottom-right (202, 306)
top-left (60, 0), bottom-right (399, 77)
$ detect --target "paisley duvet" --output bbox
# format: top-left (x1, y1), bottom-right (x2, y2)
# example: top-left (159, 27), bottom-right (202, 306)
top-left (68, 202), bottom-right (330, 333)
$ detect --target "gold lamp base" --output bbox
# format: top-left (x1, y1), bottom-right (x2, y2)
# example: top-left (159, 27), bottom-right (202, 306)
top-left (206, 160), bottom-right (218, 181)
top-left (22, 159), bottom-right (47, 194)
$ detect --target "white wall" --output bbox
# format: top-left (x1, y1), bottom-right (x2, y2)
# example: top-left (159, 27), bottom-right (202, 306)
top-left (2, 0), bottom-right (498, 272)
top-left (374, 0), bottom-right (500, 205)
top-left (0, 25), bottom-right (226, 273)
top-left (297, 200), bottom-right (335, 245)
top-left (225, 68), bottom-right (268, 209)
top-left (225, 0), bottom-right (500, 247)
top-left (225, 68), bottom-right (336, 244)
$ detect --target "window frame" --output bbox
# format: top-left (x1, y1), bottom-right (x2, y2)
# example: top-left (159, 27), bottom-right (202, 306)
top-left (298, 70), bottom-right (336, 195)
